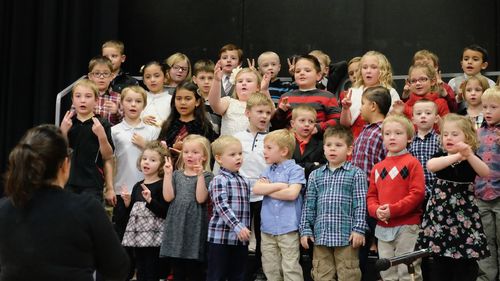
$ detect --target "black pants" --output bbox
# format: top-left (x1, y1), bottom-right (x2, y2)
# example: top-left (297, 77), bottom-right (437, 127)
top-left (429, 256), bottom-right (478, 281)
top-left (206, 243), bottom-right (248, 281)
top-left (135, 247), bottom-right (161, 281)
top-left (170, 258), bottom-right (205, 281)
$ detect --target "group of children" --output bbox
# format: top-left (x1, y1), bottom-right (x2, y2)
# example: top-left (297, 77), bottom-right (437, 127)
top-left (58, 39), bottom-right (500, 281)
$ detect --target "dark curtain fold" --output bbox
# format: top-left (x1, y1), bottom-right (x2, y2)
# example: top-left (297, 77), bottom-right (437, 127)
top-left (0, 0), bottom-right (119, 195)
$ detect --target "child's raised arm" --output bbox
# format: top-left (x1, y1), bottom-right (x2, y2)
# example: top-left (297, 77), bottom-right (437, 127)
top-left (427, 152), bottom-right (464, 173)
top-left (456, 142), bottom-right (490, 177)
top-left (92, 117), bottom-right (114, 160)
top-left (60, 110), bottom-right (73, 139)
top-left (162, 156), bottom-right (175, 202)
top-left (208, 60), bottom-right (230, 116)
top-left (194, 158), bottom-right (210, 204)
top-left (340, 89), bottom-right (352, 126)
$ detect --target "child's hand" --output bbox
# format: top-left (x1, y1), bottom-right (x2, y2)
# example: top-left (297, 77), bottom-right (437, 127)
top-left (247, 58), bottom-right (256, 71)
top-left (349, 232), bottom-right (365, 248)
top-left (214, 60), bottom-right (224, 81)
top-left (376, 204), bottom-right (390, 223)
top-left (193, 157), bottom-right (204, 176)
top-left (300, 236), bottom-right (315, 249)
top-left (143, 115), bottom-right (157, 127)
top-left (131, 133), bottom-right (146, 148)
top-left (120, 186), bottom-right (131, 208)
top-left (257, 178), bottom-right (270, 184)
top-left (457, 81), bottom-right (466, 102)
top-left (141, 183), bottom-right (152, 203)
top-left (163, 156), bottom-right (173, 176)
top-left (455, 142), bottom-right (472, 159)
top-left (105, 188), bottom-right (117, 207)
top-left (278, 96), bottom-right (291, 112)
top-left (261, 72), bottom-right (271, 92)
top-left (60, 110), bottom-right (74, 135)
top-left (237, 227), bottom-right (251, 242)
top-left (91, 117), bottom-right (106, 138)
top-left (391, 100), bottom-right (405, 115)
top-left (341, 89), bottom-right (352, 109)
top-left (287, 57), bottom-right (296, 76)
top-left (104, 100), bottom-right (119, 114)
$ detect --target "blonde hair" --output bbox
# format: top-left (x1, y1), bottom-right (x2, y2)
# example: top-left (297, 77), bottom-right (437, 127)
top-left (440, 114), bottom-right (480, 151)
top-left (412, 49), bottom-right (439, 68)
top-left (348, 56), bottom-right (361, 67)
top-left (165, 52), bottom-right (192, 84)
top-left (232, 67), bottom-right (262, 99)
top-left (413, 99), bottom-right (438, 115)
top-left (257, 51), bottom-right (280, 67)
top-left (264, 129), bottom-right (295, 159)
top-left (354, 51), bottom-right (394, 89)
top-left (121, 86), bottom-right (147, 107)
top-left (88, 56), bottom-right (113, 73)
top-left (72, 79), bottom-right (99, 99)
top-left (137, 141), bottom-right (170, 178)
top-left (382, 114), bottom-right (415, 140)
top-left (291, 105), bottom-right (317, 121)
top-left (460, 75), bottom-right (491, 103)
top-left (177, 134), bottom-right (212, 171)
top-left (481, 86), bottom-right (500, 103)
top-left (102, 40), bottom-right (125, 55)
top-left (211, 135), bottom-right (241, 157)
top-left (246, 92), bottom-right (274, 110)
top-left (309, 50), bottom-right (331, 67)
top-left (408, 63), bottom-right (438, 92)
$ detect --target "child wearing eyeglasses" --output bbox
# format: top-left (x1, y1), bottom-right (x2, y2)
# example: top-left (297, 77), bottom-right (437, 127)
top-left (392, 63), bottom-right (449, 122)
top-left (88, 56), bottom-right (123, 125)
top-left (164, 53), bottom-right (192, 93)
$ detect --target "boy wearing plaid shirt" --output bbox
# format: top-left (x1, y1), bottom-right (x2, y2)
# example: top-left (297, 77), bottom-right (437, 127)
top-left (408, 99), bottom-right (440, 197)
top-left (207, 135), bottom-right (251, 281)
top-left (300, 126), bottom-right (368, 281)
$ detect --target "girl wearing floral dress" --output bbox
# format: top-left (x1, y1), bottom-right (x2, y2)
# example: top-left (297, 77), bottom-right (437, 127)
top-left (417, 114), bottom-right (490, 281)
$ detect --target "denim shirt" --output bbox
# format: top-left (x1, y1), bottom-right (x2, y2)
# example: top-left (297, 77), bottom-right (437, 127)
top-left (260, 159), bottom-right (306, 235)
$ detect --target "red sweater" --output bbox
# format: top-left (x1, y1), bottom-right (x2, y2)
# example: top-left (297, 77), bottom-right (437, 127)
top-left (404, 92), bottom-right (449, 118)
top-left (367, 153), bottom-right (425, 227)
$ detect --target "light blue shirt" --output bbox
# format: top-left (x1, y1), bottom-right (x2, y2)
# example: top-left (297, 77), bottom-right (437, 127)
top-left (260, 159), bottom-right (306, 235)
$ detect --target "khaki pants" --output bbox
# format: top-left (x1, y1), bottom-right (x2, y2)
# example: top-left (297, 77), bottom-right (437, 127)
top-left (378, 225), bottom-right (422, 281)
top-left (312, 245), bottom-right (361, 281)
top-left (261, 231), bottom-right (303, 281)
top-left (477, 198), bottom-right (500, 281)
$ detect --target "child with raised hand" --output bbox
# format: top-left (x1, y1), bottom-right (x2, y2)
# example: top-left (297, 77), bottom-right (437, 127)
top-left (340, 51), bottom-right (400, 139)
top-left (88, 56), bottom-right (123, 125)
top-left (219, 44), bottom-right (243, 97)
top-left (256, 51), bottom-right (294, 101)
top-left (208, 61), bottom-right (268, 136)
top-left (417, 114), bottom-right (490, 281)
top-left (207, 136), bottom-right (251, 281)
top-left (140, 61), bottom-right (172, 127)
top-left (474, 87), bottom-right (500, 281)
top-left (344, 56), bottom-right (361, 91)
top-left (367, 115), bottom-right (425, 281)
top-left (164, 52), bottom-right (192, 92)
top-left (272, 54), bottom-right (341, 132)
top-left (160, 134), bottom-right (214, 281)
top-left (157, 81), bottom-right (217, 155)
top-left (448, 44), bottom-right (496, 111)
top-left (111, 86), bottom-right (160, 236)
top-left (60, 79), bottom-right (114, 203)
top-left (192, 59), bottom-right (221, 134)
top-left (101, 40), bottom-right (139, 93)
top-left (253, 129), bottom-right (306, 281)
top-left (120, 141), bottom-right (169, 281)
top-left (300, 125), bottom-right (367, 281)
top-left (408, 99), bottom-right (441, 197)
top-left (458, 74), bottom-right (490, 129)
top-left (393, 63), bottom-right (449, 120)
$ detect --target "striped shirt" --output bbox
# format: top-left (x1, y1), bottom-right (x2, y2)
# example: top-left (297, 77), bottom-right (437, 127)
top-left (300, 162), bottom-right (368, 247)
top-left (408, 130), bottom-right (440, 194)
top-left (95, 90), bottom-right (122, 125)
top-left (273, 88), bottom-right (341, 131)
top-left (352, 122), bottom-right (386, 182)
top-left (208, 167), bottom-right (251, 245)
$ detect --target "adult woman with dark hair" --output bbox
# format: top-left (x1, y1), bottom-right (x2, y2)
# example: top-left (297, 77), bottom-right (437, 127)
top-left (0, 124), bottom-right (129, 281)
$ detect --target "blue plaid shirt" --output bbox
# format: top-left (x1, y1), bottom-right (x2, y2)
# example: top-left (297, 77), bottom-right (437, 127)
top-left (408, 130), bottom-right (440, 194)
top-left (208, 167), bottom-right (251, 245)
top-left (352, 122), bottom-right (386, 183)
top-left (260, 159), bottom-right (306, 235)
top-left (300, 162), bottom-right (368, 247)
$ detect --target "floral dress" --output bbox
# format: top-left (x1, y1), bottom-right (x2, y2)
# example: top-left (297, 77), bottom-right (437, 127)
top-left (417, 151), bottom-right (489, 260)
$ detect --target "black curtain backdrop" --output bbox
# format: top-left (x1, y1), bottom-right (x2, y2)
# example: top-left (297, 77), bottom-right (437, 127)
top-left (0, 0), bottom-right (499, 196)
top-left (0, 0), bottom-right (118, 194)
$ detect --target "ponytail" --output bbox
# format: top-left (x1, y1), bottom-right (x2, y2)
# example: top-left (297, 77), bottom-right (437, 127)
top-left (4, 125), bottom-right (68, 207)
